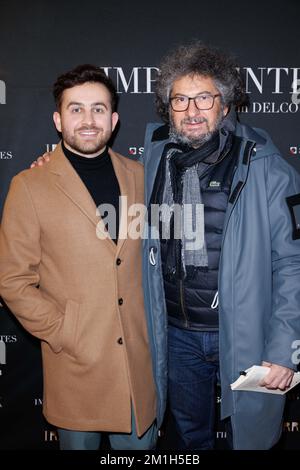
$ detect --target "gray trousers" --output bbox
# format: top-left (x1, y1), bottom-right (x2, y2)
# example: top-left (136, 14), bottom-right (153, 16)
top-left (57, 408), bottom-right (157, 450)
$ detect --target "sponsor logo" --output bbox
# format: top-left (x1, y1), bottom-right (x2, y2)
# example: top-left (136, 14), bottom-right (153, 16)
top-left (0, 151), bottom-right (13, 159)
top-left (290, 146), bottom-right (300, 156)
top-left (129, 146), bottom-right (144, 156)
top-left (209, 180), bottom-right (221, 188)
top-left (0, 80), bottom-right (6, 104)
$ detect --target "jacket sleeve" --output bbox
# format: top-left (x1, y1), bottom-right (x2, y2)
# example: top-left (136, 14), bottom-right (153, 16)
top-left (263, 154), bottom-right (300, 369)
top-left (0, 174), bottom-right (63, 353)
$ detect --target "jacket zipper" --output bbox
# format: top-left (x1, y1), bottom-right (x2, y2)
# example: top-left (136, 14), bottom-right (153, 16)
top-left (179, 279), bottom-right (189, 328)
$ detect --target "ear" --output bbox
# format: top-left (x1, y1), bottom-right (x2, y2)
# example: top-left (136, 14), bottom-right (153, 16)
top-left (111, 112), bottom-right (119, 132)
top-left (53, 111), bottom-right (62, 133)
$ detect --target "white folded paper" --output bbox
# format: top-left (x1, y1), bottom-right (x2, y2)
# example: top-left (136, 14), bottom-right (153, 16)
top-left (230, 365), bottom-right (300, 394)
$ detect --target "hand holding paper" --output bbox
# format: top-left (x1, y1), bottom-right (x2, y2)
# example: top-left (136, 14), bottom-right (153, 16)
top-left (260, 361), bottom-right (294, 390)
top-left (230, 365), bottom-right (300, 394)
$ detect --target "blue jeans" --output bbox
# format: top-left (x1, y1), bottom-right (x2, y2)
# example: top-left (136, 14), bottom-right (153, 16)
top-left (168, 325), bottom-right (220, 450)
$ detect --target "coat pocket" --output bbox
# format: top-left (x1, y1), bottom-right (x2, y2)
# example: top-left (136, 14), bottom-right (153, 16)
top-left (61, 299), bottom-right (80, 357)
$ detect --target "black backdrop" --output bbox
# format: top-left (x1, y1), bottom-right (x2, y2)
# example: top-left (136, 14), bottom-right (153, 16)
top-left (0, 0), bottom-right (300, 450)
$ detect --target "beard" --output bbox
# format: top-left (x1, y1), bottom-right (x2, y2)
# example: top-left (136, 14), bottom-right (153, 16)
top-left (62, 125), bottom-right (112, 156)
top-left (169, 111), bottom-right (224, 148)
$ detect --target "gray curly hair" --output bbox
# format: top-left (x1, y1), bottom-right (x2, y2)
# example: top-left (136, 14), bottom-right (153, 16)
top-left (155, 41), bottom-right (247, 122)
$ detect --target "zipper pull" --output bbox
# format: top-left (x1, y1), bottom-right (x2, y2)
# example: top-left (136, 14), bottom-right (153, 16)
top-left (149, 246), bottom-right (157, 266)
top-left (211, 291), bottom-right (219, 309)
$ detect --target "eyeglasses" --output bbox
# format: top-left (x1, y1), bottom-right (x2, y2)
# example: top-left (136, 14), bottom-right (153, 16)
top-left (169, 93), bottom-right (221, 111)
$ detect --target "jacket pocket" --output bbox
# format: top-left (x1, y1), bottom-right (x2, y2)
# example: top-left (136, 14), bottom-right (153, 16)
top-left (61, 299), bottom-right (80, 357)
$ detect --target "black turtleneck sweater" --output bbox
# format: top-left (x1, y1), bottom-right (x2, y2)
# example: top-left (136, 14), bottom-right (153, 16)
top-left (62, 142), bottom-right (120, 243)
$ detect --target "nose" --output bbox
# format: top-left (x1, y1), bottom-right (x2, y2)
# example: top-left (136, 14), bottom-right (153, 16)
top-left (186, 98), bottom-right (201, 117)
top-left (82, 109), bottom-right (95, 125)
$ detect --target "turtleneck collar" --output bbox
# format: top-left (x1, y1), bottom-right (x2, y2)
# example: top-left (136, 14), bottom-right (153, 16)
top-left (62, 141), bottom-right (109, 169)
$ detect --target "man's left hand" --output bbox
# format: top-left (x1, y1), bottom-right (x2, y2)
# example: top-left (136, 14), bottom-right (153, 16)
top-left (260, 361), bottom-right (294, 390)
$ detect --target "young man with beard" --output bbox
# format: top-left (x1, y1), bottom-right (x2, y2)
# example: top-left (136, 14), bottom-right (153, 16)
top-left (0, 65), bottom-right (163, 450)
top-left (142, 42), bottom-right (300, 450)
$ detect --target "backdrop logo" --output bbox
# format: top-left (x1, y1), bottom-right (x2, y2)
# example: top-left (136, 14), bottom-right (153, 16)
top-left (102, 66), bottom-right (300, 108)
top-left (292, 79), bottom-right (300, 105)
top-left (290, 146), bottom-right (300, 156)
top-left (103, 67), bottom-right (159, 93)
top-left (46, 144), bottom-right (57, 152)
top-left (0, 340), bottom-right (6, 365)
top-left (0, 80), bottom-right (6, 104)
top-left (0, 336), bottom-right (17, 373)
top-left (44, 430), bottom-right (58, 442)
top-left (129, 146), bottom-right (144, 156)
top-left (0, 335), bottom-right (17, 343)
top-left (237, 67), bottom-right (300, 114)
top-left (0, 151), bottom-right (13, 159)
top-left (283, 421), bottom-right (299, 432)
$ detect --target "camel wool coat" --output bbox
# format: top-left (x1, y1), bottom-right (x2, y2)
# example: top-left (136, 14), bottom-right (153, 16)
top-left (0, 143), bottom-right (156, 436)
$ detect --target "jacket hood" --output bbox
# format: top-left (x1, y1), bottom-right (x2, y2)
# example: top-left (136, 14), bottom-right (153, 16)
top-left (235, 120), bottom-right (280, 160)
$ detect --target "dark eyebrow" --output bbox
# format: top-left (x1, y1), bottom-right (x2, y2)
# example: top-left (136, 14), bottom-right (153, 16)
top-left (92, 102), bottom-right (108, 109)
top-left (67, 101), bottom-right (108, 109)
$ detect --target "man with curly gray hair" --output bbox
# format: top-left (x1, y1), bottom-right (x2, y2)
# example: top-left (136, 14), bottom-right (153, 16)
top-left (143, 42), bottom-right (300, 449)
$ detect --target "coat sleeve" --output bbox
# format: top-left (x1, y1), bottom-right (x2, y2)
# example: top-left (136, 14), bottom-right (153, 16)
top-left (263, 154), bottom-right (300, 369)
top-left (0, 173), bottom-right (63, 353)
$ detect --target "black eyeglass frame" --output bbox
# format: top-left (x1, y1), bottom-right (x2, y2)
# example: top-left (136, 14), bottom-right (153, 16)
top-left (169, 93), bottom-right (221, 111)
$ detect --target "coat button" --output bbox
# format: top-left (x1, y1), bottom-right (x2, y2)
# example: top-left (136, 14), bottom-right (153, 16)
top-left (118, 298), bottom-right (123, 305)
top-left (117, 337), bottom-right (123, 345)
top-left (116, 258), bottom-right (122, 265)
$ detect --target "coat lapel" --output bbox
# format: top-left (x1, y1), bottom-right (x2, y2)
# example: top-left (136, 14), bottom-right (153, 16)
top-left (48, 143), bottom-right (116, 251)
top-left (109, 149), bottom-right (136, 254)
top-left (48, 144), bottom-right (136, 253)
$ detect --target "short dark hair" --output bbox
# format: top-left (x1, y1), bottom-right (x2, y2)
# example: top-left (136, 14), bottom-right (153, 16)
top-left (155, 41), bottom-right (248, 122)
top-left (53, 64), bottom-right (118, 111)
